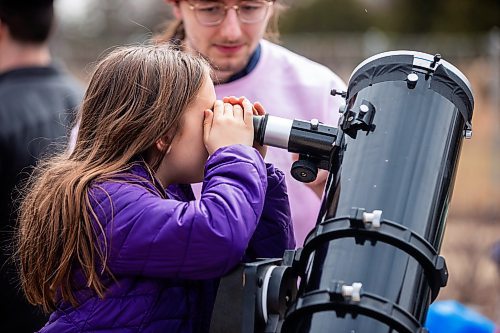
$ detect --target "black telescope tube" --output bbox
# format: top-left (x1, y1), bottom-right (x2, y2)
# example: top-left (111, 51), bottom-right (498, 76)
top-left (281, 51), bottom-right (474, 333)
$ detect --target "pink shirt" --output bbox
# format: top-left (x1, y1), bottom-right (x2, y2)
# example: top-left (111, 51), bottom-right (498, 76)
top-left (210, 40), bottom-right (347, 246)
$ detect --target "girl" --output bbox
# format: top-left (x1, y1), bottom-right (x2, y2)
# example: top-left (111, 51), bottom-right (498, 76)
top-left (16, 45), bottom-right (294, 332)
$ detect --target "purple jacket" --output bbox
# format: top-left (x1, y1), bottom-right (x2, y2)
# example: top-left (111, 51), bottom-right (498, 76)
top-left (38, 145), bottom-right (294, 333)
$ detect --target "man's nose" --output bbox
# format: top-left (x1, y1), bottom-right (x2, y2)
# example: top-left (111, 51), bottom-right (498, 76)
top-left (218, 8), bottom-right (243, 40)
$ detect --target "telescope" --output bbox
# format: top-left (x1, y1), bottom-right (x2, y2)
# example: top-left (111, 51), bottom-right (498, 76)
top-left (210, 50), bottom-right (474, 333)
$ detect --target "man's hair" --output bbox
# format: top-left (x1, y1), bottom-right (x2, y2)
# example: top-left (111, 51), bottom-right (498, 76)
top-left (0, 0), bottom-right (54, 43)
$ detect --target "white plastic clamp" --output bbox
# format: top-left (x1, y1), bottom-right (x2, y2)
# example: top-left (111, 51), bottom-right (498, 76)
top-left (362, 209), bottom-right (383, 228)
top-left (341, 282), bottom-right (363, 302)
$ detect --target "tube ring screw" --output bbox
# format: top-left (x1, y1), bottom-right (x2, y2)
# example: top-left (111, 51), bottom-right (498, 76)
top-left (362, 210), bottom-right (382, 228)
top-left (341, 282), bottom-right (362, 302)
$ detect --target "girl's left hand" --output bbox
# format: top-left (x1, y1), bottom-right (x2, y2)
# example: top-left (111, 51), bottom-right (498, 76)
top-left (222, 96), bottom-right (268, 159)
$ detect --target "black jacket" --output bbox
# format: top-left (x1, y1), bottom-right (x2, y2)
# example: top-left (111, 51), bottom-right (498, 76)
top-left (0, 64), bottom-right (83, 332)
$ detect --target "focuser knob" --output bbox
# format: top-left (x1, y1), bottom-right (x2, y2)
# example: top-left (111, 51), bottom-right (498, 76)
top-left (330, 89), bottom-right (347, 98)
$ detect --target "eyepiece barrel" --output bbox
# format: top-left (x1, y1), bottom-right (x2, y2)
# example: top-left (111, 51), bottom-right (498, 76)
top-left (253, 114), bottom-right (338, 164)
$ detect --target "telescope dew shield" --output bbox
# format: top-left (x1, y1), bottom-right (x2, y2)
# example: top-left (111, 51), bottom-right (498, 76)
top-left (283, 51), bottom-right (474, 332)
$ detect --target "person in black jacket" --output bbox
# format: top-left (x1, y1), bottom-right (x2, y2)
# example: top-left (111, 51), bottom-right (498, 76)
top-left (0, 0), bottom-right (83, 331)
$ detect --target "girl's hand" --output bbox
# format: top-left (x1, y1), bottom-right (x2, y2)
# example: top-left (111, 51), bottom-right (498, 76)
top-left (222, 96), bottom-right (268, 159)
top-left (203, 99), bottom-right (254, 155)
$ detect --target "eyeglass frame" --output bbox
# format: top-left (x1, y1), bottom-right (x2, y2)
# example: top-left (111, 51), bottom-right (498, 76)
top-left (185, 0), bottom-right (275, 27)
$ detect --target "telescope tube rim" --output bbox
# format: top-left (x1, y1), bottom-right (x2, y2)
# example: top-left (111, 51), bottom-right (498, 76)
top-left (349, 50), bottom-right (473, 95)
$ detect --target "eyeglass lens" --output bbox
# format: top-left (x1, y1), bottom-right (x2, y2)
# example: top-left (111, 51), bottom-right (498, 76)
top-left (192, 1), bottom-right (271, 25)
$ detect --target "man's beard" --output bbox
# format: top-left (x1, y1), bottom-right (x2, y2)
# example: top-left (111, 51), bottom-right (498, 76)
top-left (184, 39), bottom-right (247, 83)
top-left (197, 52), bottom-right (245, 83)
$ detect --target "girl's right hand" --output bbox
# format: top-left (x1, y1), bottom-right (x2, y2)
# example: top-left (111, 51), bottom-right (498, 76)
top-left (221, 96), bottom-right (268, 158)
top-left (203, 100), bottom-right (254, 155)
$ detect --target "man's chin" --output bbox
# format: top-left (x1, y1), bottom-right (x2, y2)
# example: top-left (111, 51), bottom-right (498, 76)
top-left (213, 61), bottom-right (242, 73)
top-left (212, 62), bottom-right (247, 78)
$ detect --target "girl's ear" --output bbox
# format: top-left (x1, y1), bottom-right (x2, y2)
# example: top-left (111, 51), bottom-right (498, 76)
top-left (155, 135), bottom-right (172, 154)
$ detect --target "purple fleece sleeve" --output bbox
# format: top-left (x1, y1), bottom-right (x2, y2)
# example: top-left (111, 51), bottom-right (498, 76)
top-left (244, 163), bottom-right (295, 261)
top-left (92, 145), bottom-right (268, 280)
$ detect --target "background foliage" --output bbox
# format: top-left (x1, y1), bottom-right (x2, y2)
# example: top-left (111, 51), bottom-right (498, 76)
top-left (280, 0), bottom-right (500, 34)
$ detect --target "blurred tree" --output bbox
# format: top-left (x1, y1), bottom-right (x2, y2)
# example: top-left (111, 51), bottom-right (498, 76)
top-left (377, 0), bottom-right (500, 33)
top-left (280, 0), bottom-right (375, 33)
top-left (52, 0), bottom-right (172, 75)
top-left (55, 0), bottom-right (171, 42)
top-left (280, 0), bottom-right (500, 34)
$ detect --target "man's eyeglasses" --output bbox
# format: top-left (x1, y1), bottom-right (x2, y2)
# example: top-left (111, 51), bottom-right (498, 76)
top-left (186, 1), bottom-right (274, 27)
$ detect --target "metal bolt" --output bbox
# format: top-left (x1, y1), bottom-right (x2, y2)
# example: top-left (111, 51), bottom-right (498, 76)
top-left (310, 118), bottom-right (319, 130)
top-left (359, 104), bottom-right (369, 113)
top-left (407, 73), bottom-right (419, 89)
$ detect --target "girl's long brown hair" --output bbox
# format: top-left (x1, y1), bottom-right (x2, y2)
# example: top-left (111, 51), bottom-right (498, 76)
top-left (15, 45), bottom-right (209, 312)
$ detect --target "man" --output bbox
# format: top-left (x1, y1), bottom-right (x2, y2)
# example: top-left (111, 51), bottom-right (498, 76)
top-left (157, 0), bottom-right (347, 246)
top-left (0, 0), bottom-right (83, 331)
top-left (158, 0), bottom-right (347, 246)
